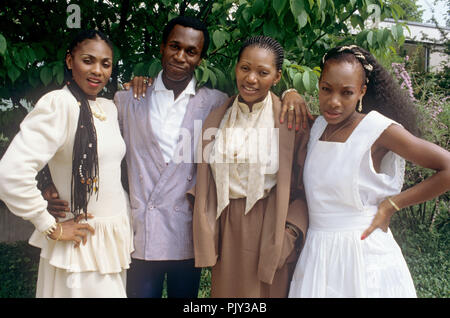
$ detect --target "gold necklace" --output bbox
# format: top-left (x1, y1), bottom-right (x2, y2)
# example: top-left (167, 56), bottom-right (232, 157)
top-left (91, 101), bottom-right (107, 121)
top-left (322, 117), bottom-right (356, 141)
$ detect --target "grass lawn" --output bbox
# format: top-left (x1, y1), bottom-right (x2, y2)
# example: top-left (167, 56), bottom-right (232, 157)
top-left (0, 220), bottom-right (448, 298)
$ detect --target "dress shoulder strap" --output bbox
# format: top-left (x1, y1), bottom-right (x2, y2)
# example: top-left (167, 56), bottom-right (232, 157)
top-left (354, 111), bottom-right (403, 147)
top-left (308, 116), bottom-right (327, 146)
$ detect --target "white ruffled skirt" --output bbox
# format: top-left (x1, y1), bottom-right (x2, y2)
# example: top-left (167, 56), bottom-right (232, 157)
top-left (29, 213), bottom-right (134, 298)
top-left (289, 212), bottom-right (417, 298)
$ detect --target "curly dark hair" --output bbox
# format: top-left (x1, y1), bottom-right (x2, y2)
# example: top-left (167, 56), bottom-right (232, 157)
top-left (321, 45), bottom-right (419, 136)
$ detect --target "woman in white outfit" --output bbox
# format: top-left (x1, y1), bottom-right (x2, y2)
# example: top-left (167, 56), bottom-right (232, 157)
top-left (0, 30), bottom-right (133, 297)
top-left (289, 45), bottom-right (450, 298)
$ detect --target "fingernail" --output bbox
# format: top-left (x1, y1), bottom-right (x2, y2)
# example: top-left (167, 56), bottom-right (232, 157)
top-left (296, 126), bottom-right (300, 132)
top-left (280, 119), bottom-right (284, 124)
top-left (288, 124), bottom-right (292, 129)
top-left (361, 235), bottom-right (366, 240)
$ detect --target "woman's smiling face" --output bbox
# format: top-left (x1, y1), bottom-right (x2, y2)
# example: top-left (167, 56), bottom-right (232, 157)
top-left (235, 46), bottom-right (281, 109)
top-left (65, 37), bottom-right (113, 99)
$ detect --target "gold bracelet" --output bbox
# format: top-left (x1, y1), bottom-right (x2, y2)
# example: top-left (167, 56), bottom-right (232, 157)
top-left (387, 197), bottom-right (400, 211)
top-left (56, 223), bottom-right (63, 241)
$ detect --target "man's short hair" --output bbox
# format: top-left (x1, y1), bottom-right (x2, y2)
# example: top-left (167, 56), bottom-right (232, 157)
top-left (162, 16), bottom-right (210, 58)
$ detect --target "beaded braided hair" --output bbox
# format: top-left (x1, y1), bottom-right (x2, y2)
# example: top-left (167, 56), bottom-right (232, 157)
top-left (238, 35), bottom-right (284, 71)
top-left (64, 29), bottom-right (114, 220)
top-left (321, 45), bottom-right (419, 136)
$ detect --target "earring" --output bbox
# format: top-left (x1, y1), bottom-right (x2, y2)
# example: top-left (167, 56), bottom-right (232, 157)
top-left (358, 98), bottom-right (363, 112)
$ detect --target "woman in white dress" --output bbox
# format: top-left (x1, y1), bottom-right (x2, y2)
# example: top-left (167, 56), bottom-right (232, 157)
top-left (0, 30), bottom-right (133, 297)
top-left (289, 45), bottom-right (450, 298)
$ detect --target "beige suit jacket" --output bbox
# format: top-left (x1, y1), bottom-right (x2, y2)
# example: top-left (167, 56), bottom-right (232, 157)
top-left (188, 92), bottom-right (310, 285)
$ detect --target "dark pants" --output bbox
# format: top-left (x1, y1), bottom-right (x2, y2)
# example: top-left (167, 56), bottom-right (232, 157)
top-left (126, 258), bottom-right (201, 298)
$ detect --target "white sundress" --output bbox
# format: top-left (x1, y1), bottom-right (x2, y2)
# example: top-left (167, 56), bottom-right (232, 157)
top-left (289, 111), bottom-right (417, 298)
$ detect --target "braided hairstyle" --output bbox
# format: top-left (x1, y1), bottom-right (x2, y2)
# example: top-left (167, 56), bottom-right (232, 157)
top-left (64, 29), bottom-right (114, 220)
top-left (238, 36), bottom-right (284, 71)
top-left (321, 45), bottom-right (419, 136)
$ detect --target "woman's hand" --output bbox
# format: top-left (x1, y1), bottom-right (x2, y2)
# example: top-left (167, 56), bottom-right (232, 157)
top-left (279, 90), bottom-right (313, 131)
top-left (361, 199), bottom-right (396, 240)
top-left (48, 214), bottom-right (95, 248)
top-left (123, 76), bottom-right (153, 99)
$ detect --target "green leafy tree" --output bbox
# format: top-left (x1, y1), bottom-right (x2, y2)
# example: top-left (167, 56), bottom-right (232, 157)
top-left (0, 0), bottom-right (409, 138)
top-left (385, 0), bottom-right (424, 22)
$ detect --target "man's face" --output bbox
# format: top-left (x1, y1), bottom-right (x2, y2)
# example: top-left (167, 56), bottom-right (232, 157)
top-left (160, 24), bottom-right (204, 87)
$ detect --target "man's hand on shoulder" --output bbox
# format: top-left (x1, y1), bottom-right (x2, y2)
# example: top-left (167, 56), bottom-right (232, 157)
top-left (123, 76), bottom-right (153, 100)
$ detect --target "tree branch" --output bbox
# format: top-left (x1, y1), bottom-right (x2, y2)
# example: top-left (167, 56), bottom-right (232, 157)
top-left (197, 0), bottom-right (214, 22)
top-left (300, 7), bottom-right (359, 64)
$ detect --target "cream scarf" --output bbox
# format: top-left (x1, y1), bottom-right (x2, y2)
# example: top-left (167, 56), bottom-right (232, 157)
top-left (209, 93), bottom-right (279, 219)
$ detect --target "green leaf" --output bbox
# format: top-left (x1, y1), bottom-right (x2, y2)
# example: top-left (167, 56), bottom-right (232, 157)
top-left (391, 3), bottom-right (405, 20)
top-left (148, 59), bottom-right (162, 77)
top-left (28, 69), bottom-right (40, 88)
top-left (212, 30), bottom-right (227, 49)
top-left (367, 31), bottom-right (374, 47)
top-left (196, 66), bottom-right (210, 87)
top-left (252, 0), bottom-right (265, 16)
top-left (382, 28), bottom-right (391, 44)
top-left (290, 0), bottom-right (305, 18)
top-left (132, 62), bottom-right (146, 76)
top-left (351, 15), bottom-right (364, 28)
top-left (52, 63), bottom-right (64, 85)
top-left (7, 65), bottom-right (20, 83)
top-left (263, 19), bottom-right (278, 38)
top-left (33, 46), bottom-right (46, 61)
top-left (242, 7), bottom-right (252, 23)
top-left (297, 11), bottom-right (308, 29)
top-left (292, 72), bottom-right (304, 93)
top-left (12, 48), bottom-right (27, 70)
top-left (356, 30), bottom-right (367, 46)
top-left (56, 68), bottom-right (64, 85)
top-left (302, 70), bottom-right (317, 93)
top-left (391, 24), bottom-right (399, 41)
top-left (40, 66), bottom-right (53, 86)
top-left (396, 24), bottom-right (404, 40)
top-left (194, 68), bottom-right (202, 83)
top-left (272, 0), bottom-right (287, 16)
top-left (24, 47), bottom-right (37, 64)
top-left (208, 69), bottom-right (217, 88)
top-left (0, 34), bottom-right (6, 55)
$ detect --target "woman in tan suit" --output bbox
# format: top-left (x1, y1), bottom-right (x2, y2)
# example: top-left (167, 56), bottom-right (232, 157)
top-left (188, 36), bottom-right (310, 297)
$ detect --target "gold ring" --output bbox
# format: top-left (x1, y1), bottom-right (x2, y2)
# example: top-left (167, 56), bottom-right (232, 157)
top-left (288, 105), bottom-right (295, 111)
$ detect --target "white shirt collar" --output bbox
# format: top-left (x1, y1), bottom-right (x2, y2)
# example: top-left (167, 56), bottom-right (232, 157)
top-left (154, 70), bottom-right (197, 97)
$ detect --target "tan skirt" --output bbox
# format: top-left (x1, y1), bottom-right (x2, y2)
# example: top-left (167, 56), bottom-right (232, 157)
top-left (211, 197), bottom-right (295, 298)
top-left (35, 257), bottom-right (127, 298)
